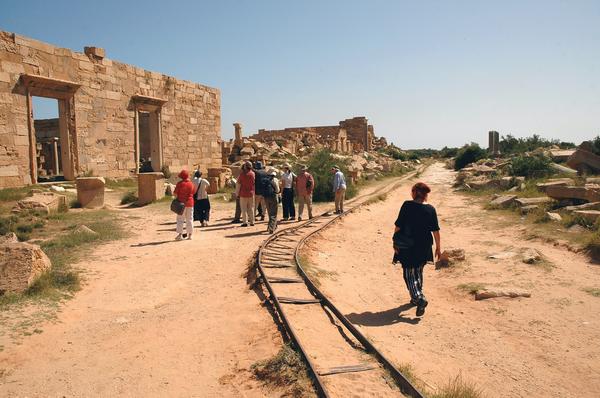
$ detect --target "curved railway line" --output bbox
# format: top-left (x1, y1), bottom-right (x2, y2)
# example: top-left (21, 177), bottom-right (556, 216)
top-left (255, 170), bottom-right (426, 398)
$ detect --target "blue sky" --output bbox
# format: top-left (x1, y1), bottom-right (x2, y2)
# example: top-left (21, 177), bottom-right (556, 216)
top-left (2, 1), bottom-right (599, 149)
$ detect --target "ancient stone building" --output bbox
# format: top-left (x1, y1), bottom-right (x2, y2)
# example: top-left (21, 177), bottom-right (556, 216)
top-left (0, 31), bottom-right (221, 188)
top-left (251, 116), bottom-right (376, 154)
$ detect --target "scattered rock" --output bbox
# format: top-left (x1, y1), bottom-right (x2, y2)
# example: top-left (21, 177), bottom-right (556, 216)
top-left (0, 240), bottom-right (51, 293)
top-left (522, 248), bottom-right (542, 264)
top-left (546, 185), bottom-right (600, 203)
top-left (488, 251), bottom-right (518, 260)
top-left (73, 225), bottom-right (99, 236)
top-left (566, 147), bottom-right (600, 175)
top-left (490, 195), bottom-right (517, 207)
top-left (564, 202), bottom-right (600, 212)
top-left (475, 288), bottom-right (531, 300)
top-left (520, 205), bottom-right (539, 214)
top-left (514, 197), bottom-right (552, 207)
top-left (573, 210), bottom-right (600, 223)
top-left (568, 224), bottom-right (587, 233)
top-left (550, 162), bottom-right (578, 175)
top-left (50, 185), bottom-right (66, 193)
top-left (536, 179), bottom-right (573, 193)
top-left (436, 248), bottom-right (466, 268)
top-left (546, 212), bottom-right (562, 222)
top-left (13, 192), bottom-right (67, 214)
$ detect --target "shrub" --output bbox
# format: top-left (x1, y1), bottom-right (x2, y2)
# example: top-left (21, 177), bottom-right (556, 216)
top-left (380, 146), bottom-right (407, 160)
top-left (439, 146), bottom-right (459, 158)
top-left (510, 155), bottom-right (552, 178)
top-left (454, 143), bottom-right (486, 170)
top-left (306, 149), bottom-right (357, 202)
top-left (120, 191), bottom-right (138, 205)
top-left (499, 134), bottom-right (575, 154)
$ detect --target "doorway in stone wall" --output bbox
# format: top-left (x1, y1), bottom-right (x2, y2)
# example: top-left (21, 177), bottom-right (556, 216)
top-left (137, 110), bottom-right (160, 172)
top-left (31, 96), bottom-right (63, 182)
top-left (22, 74), bottom-right (81, 184)
top-left (132, 95), bottom-right (166, 174)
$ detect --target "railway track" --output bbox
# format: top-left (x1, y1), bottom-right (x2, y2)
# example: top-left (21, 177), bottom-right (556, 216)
top-left (255, 170), bottom-right (425, 398)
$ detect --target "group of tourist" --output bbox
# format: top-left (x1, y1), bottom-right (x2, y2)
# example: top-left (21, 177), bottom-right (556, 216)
top-left (171, 161), bottom-right (344, 237)
top-left (172, 162), bottom-right (441, 317)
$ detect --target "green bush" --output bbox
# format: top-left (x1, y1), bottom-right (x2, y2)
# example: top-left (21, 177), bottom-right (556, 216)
top-left (439, 146), bottom-right (459, 158)
top-left (306, 149), bottom-right (357, 202)
top-left (380, 146), bottom-right (407, 160)
top-left (499, 134), bottom-right (575, 154)
top-left (454, 143), bottom-right (487, 170)
top-left (510, 155), bottom-right (552, 178)
top-left (120, 191), bottom-right (138, 205)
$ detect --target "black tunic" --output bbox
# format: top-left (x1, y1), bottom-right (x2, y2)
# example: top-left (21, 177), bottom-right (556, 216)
top-left (393, 200), bottom-right (440, 267)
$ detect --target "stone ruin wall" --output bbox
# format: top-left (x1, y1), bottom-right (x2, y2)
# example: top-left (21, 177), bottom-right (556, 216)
top-left (0, 31), bottom-right (221, 188)
top-left (250, 116), bottom-right (375, 155)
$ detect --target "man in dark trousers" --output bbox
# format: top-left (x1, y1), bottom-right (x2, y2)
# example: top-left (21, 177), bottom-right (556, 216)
top-left (263, 169), bottom-right (280, 234)
top-left (254, 161), bottom-right (267, 221)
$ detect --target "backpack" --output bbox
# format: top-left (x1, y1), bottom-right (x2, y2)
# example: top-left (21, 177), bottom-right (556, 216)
top-left (262, 175), bottom-right (276, 197)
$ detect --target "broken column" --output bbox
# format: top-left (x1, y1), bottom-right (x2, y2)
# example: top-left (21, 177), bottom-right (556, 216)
top-left (488, 131), bottom-right (499, 155)
top-left (76, 177), bottom-right (105, 208)
top-left (137, 172), bottom-right (165, 205)
top-left (234, 123), bottom-right (243, 147)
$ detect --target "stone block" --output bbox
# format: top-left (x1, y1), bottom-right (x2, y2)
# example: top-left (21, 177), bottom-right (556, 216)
top-left (514, 197), bottom-right (552, 207)
top-left (573, 210), bottom-right (600, 223)
top-left (13, 192), bottom-right (66, 214)
top-left (536, 179), bottom-right (573, 193)
top-left (567, 149), bottom-right (600, 174)
top-left (490, 195), bottom-right (517, 207)
top-left (137, 172), bottom-right (165, 205)
top-left (0, 241), bottom-right (51, 294)
top-left (76, 177), bottom-right (105, 208)
top-left (546, 185), bottom-right (600, 203)
top-left (207, 177), bottom-right (219, 194)
top-left (84, 46), bottom-right (105, 59)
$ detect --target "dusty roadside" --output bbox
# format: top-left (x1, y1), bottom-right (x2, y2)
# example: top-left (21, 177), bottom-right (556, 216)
top-left (303, 162), bottom-right (600, 398)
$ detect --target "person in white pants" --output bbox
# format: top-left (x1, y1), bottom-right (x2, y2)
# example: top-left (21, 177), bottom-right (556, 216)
top-left (173, 169), bottom-right (195, 240)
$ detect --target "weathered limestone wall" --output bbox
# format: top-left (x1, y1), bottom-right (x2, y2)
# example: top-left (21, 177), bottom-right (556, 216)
top-left (251, 116), bottom-right (374, 155)
top-left (0, 31), bottom-right (221, 188)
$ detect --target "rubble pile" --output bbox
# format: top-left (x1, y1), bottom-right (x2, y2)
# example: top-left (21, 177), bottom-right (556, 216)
top-left (455, 140), bottom-right (600, 228)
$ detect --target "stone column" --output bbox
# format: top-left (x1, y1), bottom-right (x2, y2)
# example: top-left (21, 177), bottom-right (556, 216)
top-left (488, 131), bottom-right (500, 154)
top-left (52, 138), bottom-right (60, 175)
top-left (234, 123), bottom-right (243, 146)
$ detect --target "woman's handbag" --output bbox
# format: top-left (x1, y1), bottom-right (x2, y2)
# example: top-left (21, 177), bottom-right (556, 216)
top-left (170, 199), bottom-right (185, 215)
top-left (392, 224), bottom-right (414, 250)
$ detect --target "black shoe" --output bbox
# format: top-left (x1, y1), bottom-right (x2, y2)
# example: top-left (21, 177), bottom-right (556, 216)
top-left (416, 298), bottom-right (428, 316)
top-left (409, 299), bottom-right (418, 307)
top-left (241, 223), bottom-right (248, 227)
top-left (231, 219), bottom-right (241, 224)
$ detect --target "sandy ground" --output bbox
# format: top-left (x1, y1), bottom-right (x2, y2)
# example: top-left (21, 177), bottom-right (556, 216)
top-left (0, 195), bottom-right (321, 397)
top-left (0, 178), bottom-right (398, 397)
top-left (304, 163), bottom-right (600, 398)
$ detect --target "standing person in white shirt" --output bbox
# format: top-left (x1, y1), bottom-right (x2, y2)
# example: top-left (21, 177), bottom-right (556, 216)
top-left (280, 163), bottom-right (296, 221)
top-left (331, 165), bottom-right (347, 214)
top-left (192, 170), bottom-right (211, 227)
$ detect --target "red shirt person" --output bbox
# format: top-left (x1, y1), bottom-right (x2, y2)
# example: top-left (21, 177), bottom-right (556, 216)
top-left (237, 162), bottom-right (256, 226)
top-left (173, 169), bottom-right (195, 240)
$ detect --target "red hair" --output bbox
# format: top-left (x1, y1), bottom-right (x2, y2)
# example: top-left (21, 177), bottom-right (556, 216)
top-left (178, 169), bottom-right (190, 180)
top-left (412, 182), bottom-right (431, 201)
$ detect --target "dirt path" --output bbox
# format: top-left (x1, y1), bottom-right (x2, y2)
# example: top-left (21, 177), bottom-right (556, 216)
top-left (303, 162), bottom-right (600, 398)
top-left (0, 178), bottom-right (402, 397)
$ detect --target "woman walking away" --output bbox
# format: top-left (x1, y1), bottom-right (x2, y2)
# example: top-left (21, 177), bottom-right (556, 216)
top-left (174, 170), bottom-right (195, 240)
top-left (393, 182), bottom-right (441, 316)
top-left (192, 170), bottom-right (211, 226)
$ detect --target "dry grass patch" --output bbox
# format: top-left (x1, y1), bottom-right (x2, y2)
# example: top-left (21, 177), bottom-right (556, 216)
top-left (431, 374), bottom-right (484, 398)
top-left (582, 287), bottom-right (600, 297)
top-left (457, 282), bottom-right (487, 295)
top-left (251, 344), bottom-right (315, 398)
